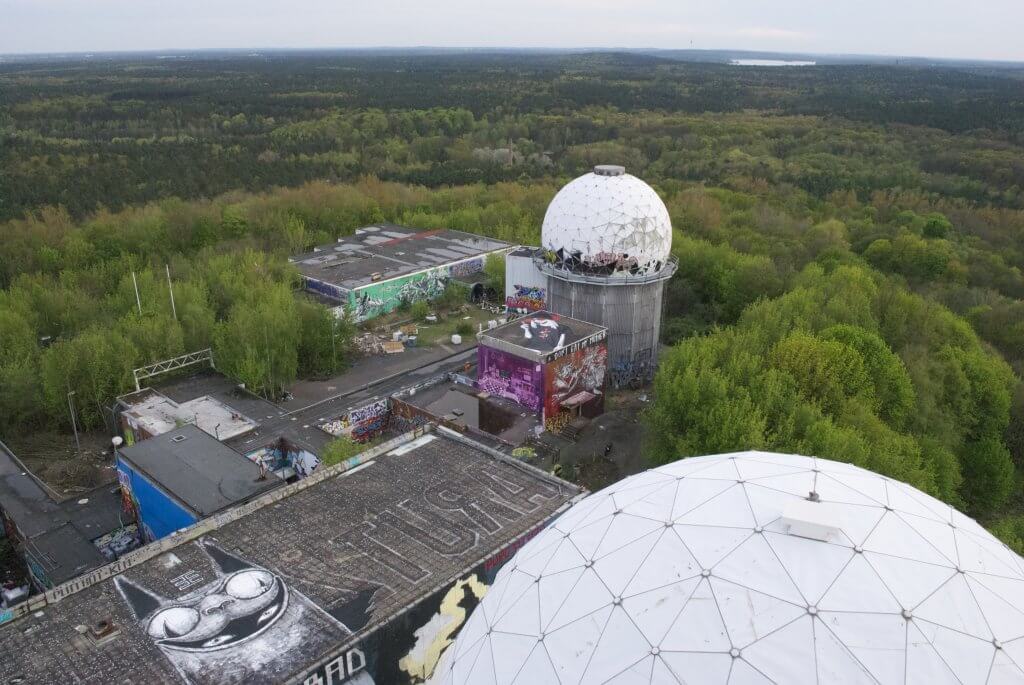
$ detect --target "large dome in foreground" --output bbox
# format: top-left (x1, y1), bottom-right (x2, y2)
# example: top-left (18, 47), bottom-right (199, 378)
top-left (541, 165), bottom-right (672, 277)
top-left (437, 452), bottom-right (1024, 685)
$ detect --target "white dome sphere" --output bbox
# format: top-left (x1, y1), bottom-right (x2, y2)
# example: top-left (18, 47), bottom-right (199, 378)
top-left (437, 452), bottom-right (1024, 685)
top-left (541, 166), bottom-right (672, 276)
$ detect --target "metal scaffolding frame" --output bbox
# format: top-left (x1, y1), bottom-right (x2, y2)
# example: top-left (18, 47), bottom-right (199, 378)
top-left (132, 348), bottom-right (214, 391)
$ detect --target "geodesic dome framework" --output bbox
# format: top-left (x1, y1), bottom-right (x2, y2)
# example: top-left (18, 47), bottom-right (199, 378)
top-left (541, 166), bottom-right (672, 277)
top-left (436, 451), bottom-right (1024, 685)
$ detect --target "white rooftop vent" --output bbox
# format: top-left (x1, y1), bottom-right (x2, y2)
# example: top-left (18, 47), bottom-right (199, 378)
top-left (437, 451), bottom-right (1024, 685)
top-left (593, 164), bottom-right (626, 177)
top-left (780, 498), bottom-right (842, 542)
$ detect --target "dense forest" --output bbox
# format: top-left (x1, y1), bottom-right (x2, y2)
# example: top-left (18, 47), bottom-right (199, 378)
top-left (1, 52), bottom-right (1022, 548)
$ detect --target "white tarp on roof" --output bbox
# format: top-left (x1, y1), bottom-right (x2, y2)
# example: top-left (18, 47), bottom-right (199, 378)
top-left (436, 451), bottom-right (1024, 685)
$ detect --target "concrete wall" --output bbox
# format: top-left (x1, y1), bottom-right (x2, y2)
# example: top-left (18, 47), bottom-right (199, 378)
top-left (547, 277), bottom-right (665, 388)
top-left (115, 459), bottom-right (196, 542)
top-left (319, 398), bottom-right (390, 443)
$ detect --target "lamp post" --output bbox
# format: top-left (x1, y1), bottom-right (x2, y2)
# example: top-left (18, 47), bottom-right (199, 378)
top-left (67, 389), bottom-right (81, 458)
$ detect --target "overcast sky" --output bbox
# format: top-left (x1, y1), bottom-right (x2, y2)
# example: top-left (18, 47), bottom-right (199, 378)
top-left (2, 0), bottom-right (1023, 61)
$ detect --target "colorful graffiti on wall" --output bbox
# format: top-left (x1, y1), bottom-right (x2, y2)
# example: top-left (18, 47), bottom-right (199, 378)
top-left (609, 347), bottom-right (654, 388)
top-left (347, 257), bottom-right (485, 322)
top-left (475, 346), bottom-right (544, 412)
top-left (348, 268), bottom-right (448, 322)
top-left (320, 399), bottom-right (390, 443)
top-left (303, 276), bottom-right (346, 302)
top-left (447, 257), bottom-right (483, 279)
top-left (505, 284), bottom-right (546, 311)
top-left (544, 342), bottom-right (608, 419)
top-left (93, 524), bottom-right (142, 561)
top-left (117, 468), bottom-right (141, 523)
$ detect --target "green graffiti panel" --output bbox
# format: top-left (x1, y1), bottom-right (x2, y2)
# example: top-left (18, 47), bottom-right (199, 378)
top-left (349, 267), bottom-right (450, 322)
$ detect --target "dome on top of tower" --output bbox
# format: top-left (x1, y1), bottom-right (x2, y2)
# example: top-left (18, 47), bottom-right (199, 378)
top-left (436, 451), bottom-right (1024, 685)
top-left (541, 166), bottom-right (672, 277)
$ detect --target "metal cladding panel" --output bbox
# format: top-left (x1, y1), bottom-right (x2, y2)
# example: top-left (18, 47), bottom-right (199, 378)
top-left (504, 253), bottom-right (548, 311)
top-left (547, 278), bottom-right (664, 388)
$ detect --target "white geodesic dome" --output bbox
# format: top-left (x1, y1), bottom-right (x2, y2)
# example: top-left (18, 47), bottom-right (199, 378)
top-left (436, 452), bottom-right (1024, 685)
top-left (541, 166), bottom-right (672, 277)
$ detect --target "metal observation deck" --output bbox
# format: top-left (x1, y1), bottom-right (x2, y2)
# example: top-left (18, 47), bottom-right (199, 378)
top-left (533, 254), bottom-right (678, 285)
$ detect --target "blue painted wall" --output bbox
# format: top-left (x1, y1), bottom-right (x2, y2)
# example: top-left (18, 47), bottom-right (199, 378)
top-left (302, 276), bottom-right (346, 302)
top-left (116, 459), bottom-right (197, 542)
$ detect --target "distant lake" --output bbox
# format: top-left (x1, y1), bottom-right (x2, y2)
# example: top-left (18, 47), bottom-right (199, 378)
top-left (730, 59), bottom-right (817, 66)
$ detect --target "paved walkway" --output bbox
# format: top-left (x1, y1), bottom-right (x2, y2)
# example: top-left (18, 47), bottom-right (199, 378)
top-left (279, 340), bottom-right (477, 411)
top-left (227, 346), bottom-right (479, 456)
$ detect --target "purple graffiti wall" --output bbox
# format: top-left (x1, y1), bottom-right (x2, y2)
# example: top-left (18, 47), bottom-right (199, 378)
top-left (476, 346), bottom-right (544, 412)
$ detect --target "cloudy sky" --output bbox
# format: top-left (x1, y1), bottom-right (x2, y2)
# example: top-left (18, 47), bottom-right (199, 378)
top-left (2, 0), bottom-right (1022, 61)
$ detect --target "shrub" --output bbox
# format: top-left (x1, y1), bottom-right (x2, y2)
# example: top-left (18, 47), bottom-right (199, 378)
top-left (410, 300), bottom-right (430, 321)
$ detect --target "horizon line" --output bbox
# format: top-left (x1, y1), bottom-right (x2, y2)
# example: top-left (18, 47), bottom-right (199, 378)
top-left (2, 45), bottom-right (1023, 66)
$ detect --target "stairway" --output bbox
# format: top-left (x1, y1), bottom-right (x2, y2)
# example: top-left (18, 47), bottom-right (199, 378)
top-left (559, 417), bottom-right (589, 442)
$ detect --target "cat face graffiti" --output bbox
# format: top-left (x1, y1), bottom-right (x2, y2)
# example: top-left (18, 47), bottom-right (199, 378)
top-left (144, 566), bottom-right (287, 651)
top-left (114, 539), bottom-right (358, 684)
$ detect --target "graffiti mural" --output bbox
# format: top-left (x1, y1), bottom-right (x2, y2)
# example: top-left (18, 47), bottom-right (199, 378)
top-left (609, 347), bottom-right (654, 388)
top-left (506, 288), bottom-right (545, 311)
top-left (320, 399), bottom-right (390, 443)
top-left (475, 347), bottom-right (544, 412)
top-left (446, 257), bottom-right (483, 279)
top-left (517, 315), bottom-right (572, 352)
top-left (544, 342), bottom-right (608, 419)
top-left (397, 574), bottom-right (488, 681)
top-left (505, 284), bottom-right (546, 311)
top-left (302, 277), bottom-right (346, 302)
top-left (94, 524), bottom-right (142, 561)
top-left (115, 539), bottom-right (370, 685)
top-left (348, 268), bottom-right (450, 322)
top-left (347, 255), bottom-right (486, 323)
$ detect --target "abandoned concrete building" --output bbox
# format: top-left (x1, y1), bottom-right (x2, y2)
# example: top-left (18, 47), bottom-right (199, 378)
top-left (0, 427), bottom-right (580, 685)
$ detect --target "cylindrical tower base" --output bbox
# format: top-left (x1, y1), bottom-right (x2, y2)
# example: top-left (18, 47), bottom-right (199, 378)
top-left (546, 276), bottom-right (666, 388)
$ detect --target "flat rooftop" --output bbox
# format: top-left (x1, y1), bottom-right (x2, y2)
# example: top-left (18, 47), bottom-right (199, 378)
top-left (478, 310), bottom-right (608, 362)
top-left (0, 428), bottom-right (580, 684)
top-left (119, 388), bottom-right (259, 441)
top-left (152, 370), bottom-right (286, 425)
top-left (0, 442), bottom-right (126, 584)
top-left (400, 381), bottom-right (541, 445)
top-left (292, 223), bottom-right (510, 292)
top-left (117, 425), bottom-right (280, 516)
